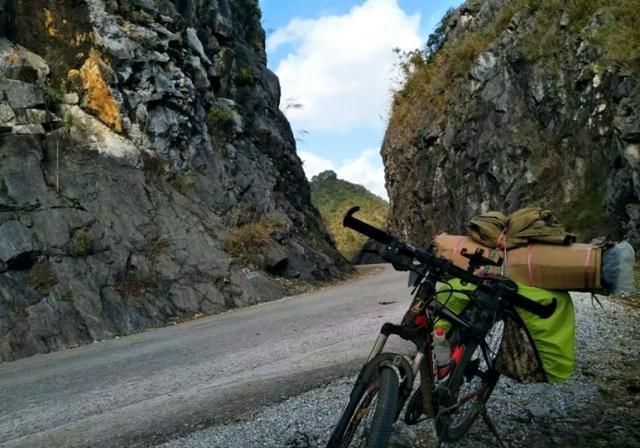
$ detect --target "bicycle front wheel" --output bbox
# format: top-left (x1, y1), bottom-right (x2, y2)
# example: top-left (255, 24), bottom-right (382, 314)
top-left (327, 366), bottom-right (399, 448)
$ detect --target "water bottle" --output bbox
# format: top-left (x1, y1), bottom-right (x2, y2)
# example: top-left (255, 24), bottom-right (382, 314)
top-left (433, 327), bottom-right (450, 372)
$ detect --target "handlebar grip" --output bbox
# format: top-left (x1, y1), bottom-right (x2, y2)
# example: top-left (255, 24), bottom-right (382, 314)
top-left (343, 207), bottom-right (394, 246)
top-left (507, 294), bottom-right (557, 319)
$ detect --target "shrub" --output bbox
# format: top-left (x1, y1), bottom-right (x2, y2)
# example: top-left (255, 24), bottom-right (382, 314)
top-left (207, 106), bottom-right (236, 141)
top-left (235, 67), bottom-right (256, 87)
top-left (170, 170), bottom-right (195, 197)
top-left (598, 0), bottom-right (640, 72)
top-left (426, 8), bottom-right (455, 56)
top-left (389, 28), bottom-right (493, 145)
top-left (388, 0), bottom-right (640, 150)
top-left (224, 217), bottom-right (284, 263)
top-left (43, 85), bottom-right (64, 110)
top-left (72, 229), bottom-right (92, 256)
top-left (30, 260), bottom-right (57, 296)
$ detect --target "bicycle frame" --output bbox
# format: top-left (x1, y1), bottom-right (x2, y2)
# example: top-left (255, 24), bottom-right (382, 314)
top-left (361, 269), bottom-right (504, 421)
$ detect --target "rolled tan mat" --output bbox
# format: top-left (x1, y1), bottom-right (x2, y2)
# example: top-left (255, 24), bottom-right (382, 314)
top-left (433, 234), bottom-right (602, 291)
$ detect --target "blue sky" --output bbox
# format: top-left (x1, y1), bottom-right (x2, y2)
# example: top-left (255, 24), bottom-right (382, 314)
top-left (260, 0), bottom-right (463, 199)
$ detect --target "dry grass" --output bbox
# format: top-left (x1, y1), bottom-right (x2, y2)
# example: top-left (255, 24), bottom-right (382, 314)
top-left (29, 260), bottom-right (57, 296)
top-left (389, 30), bottom-right (494, 146)
top-left (224, 217), bottom-right (285, 263)
top-left (388, 0), bottom-right (640, 150)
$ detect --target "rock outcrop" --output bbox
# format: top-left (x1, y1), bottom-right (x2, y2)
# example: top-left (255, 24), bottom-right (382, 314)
top-left (383, 0), bottom-right (640, 249)
top-left (0, 0), bottom-right (345, 362)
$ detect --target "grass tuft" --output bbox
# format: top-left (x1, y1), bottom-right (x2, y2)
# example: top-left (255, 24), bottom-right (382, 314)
top-left (224, 217), bottom-right (285, 264)
top-left (29, 260), bottom-right (57, 296)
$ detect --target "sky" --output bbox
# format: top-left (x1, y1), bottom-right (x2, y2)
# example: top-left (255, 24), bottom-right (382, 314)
top-left (260, 0), bottom-right (463, 199)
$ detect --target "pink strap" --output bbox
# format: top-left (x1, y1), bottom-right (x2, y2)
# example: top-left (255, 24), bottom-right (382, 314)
top-left (527, 245), bottom-right (534, 285)
top-left (584, 246), bottom-right (593, 288)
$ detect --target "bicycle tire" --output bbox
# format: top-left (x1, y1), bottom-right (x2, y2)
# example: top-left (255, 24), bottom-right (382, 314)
top-left (435, 320), bottom-right (503, 442)
top-left (326, 366), bottom-right (399, 448)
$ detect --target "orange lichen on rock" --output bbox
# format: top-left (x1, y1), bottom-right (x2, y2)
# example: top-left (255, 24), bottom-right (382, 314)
top-left (44, 9), bottom-right (58, 37)
top-left (69, 51), bottom-right (123, 133)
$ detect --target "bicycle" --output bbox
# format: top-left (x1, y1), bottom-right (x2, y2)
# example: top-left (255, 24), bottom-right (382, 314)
top-left (326, 207), bottom-right (557, 448)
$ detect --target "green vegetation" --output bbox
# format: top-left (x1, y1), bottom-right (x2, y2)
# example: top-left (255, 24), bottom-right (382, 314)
top-left (43, 85), bottom-right (64, 110)
top-left (389, 0), bottom-right (640, 148)
top-left (598, 0), bottom-right (640, 71)
top-left (170, 170), bottom-right (195, 197)
top-left (60, 290), bottom-right (74, 302)
top-left (310, 171), bottom-right (389, 261)
top-left (231, 0), bottom-right (263, 51)
top-left (390, 28), bottom-right (495, 145)
top-left (224, 216), bottom-right (285, 264)
top-left (71, 229), bottom-right (92, 256)
top-left (235, 67), bottom-right (256, 87)
top-left (29, 260), bottom-right (57, 296)
top-left (207, 106), bottom-right (236, 143)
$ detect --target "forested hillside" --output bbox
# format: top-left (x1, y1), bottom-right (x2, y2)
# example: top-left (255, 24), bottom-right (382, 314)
top-left (310, 171), bottom-right (389, 260)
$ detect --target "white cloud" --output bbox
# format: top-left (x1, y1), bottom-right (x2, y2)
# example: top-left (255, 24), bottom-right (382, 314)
top-left (268, 0), bottom-right (422, 132)
top-left (298, 150), bottom-right (337, 178)
top-left (300, 149), bottom-right (388, 200)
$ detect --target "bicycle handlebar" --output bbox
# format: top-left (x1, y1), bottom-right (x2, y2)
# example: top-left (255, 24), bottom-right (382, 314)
top-left (343, 206), bottom-right (557, 319)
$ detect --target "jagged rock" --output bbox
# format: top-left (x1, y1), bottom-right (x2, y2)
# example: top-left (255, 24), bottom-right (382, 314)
top-left (383, 0), bottom-right (640, 249)
top-left (0, 0), bottom-right (346, 362)
top-left (0, 103), bottom-right (14, 123)
top-left (0, 80), bottom-right (43, 109)
top-left (0, 221), bottom-right (37, 265)
top-left (388, 424), bottom-right (418, 448)
top-left (61, 93), bottom-right (79, 105)
top-left (187, 55), bottom-right (211, 90)
top-left (186, 27), bottom-right (213, 65)
top-left (12, 124), bottom-right (45, 135)
top-left (0, 38), bottom-right (49, 83)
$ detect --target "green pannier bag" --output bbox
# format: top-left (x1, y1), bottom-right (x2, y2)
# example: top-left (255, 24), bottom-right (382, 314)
top-left (436, 279), bottom-right (575, 383)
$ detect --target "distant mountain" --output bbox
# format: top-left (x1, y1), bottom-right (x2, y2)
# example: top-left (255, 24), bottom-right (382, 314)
top-left (310, 171), bottom-right (389, 261)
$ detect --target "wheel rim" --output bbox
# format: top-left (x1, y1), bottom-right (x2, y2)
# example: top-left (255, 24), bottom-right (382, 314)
top-left (341, 383), bottom-right (380, 447)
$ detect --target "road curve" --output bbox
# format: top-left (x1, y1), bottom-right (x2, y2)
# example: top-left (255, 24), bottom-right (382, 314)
top-left (0, 265), bottom-right (412, 448)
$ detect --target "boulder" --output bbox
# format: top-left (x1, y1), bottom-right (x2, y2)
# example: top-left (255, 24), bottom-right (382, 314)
top-left (0, 80), bottom-right (43, 109)
top-left (0, 220), bottom-right (38, 265)
top-left (0, 39), bottom-right (49, 83)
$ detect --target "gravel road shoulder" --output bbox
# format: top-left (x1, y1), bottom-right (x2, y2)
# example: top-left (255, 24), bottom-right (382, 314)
top-left (158, 292), bottom-right (640, 448)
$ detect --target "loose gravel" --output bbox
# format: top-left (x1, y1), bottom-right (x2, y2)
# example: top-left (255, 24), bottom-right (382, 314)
top-left (158, 292), bottom-right (640, 448)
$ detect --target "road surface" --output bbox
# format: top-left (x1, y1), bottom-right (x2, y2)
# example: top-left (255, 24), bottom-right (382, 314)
top-left (0, 265), bottom-right (412, 447)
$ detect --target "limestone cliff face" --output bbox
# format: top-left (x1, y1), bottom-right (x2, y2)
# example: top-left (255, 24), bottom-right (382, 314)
top-left (383, 0), bottom-right (640, 249)
top-left (0, 0), bottom-right (346, 362)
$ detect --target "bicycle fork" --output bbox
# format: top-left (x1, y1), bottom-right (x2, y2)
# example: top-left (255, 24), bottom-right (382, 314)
top-left (366, 323), bottom-right (426, 376)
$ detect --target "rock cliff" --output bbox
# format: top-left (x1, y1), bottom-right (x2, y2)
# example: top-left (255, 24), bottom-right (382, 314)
top-left (383, 0), bottom-right (640, 249)
top-left (0, 0), bottom-right (345, 362)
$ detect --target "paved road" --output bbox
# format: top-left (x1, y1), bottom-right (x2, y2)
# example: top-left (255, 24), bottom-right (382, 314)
top-left (0, 265), bottom-right (412, 448)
